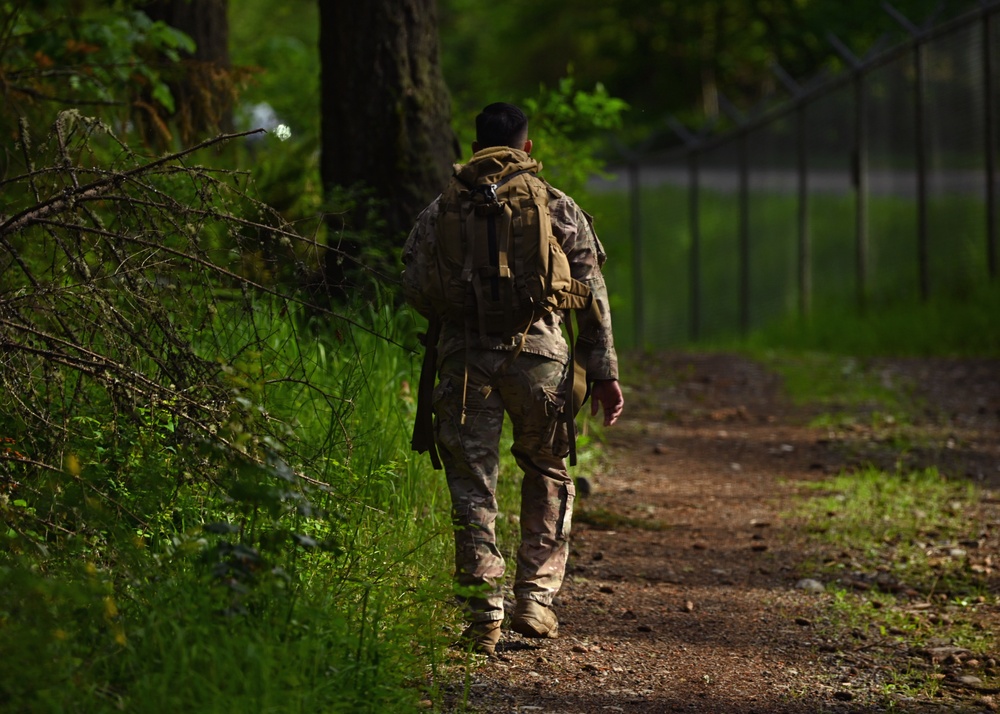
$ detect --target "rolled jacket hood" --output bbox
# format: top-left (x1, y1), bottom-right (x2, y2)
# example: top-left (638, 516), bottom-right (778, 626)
top-left (453, 146), bottom-right (542, 186)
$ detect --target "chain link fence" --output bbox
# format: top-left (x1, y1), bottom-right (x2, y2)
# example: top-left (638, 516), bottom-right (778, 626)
top-left (596, 1), bottom-right (999, 349)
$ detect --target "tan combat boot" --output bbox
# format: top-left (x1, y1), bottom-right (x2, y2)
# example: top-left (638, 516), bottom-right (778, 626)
top-left (460, 619), bottom-right (502, 656)
top-left (511, 600), bottom-right (559, 638)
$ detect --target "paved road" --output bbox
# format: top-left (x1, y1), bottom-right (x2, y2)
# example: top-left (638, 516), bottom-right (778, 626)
top-left (591, 165), bottom-right (990, 197)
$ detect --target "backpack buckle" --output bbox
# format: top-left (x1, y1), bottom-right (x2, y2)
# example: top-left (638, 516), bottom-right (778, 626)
top-left (472, 183), bottom-right (499, 204)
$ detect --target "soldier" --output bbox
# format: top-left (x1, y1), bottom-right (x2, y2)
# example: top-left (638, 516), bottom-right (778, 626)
top-left (402, 102), bottom-right (624, 656)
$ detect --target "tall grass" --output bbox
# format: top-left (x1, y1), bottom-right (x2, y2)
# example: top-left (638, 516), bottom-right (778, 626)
top-left (0, 300), bottom-right (459, 713)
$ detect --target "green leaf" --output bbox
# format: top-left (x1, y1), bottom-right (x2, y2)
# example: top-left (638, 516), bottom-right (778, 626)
top-left (151, 82), bottom-right (175, 114)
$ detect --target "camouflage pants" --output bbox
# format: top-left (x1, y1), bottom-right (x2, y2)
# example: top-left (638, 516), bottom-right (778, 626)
top-left (433, 351), bottom-right (575, 623)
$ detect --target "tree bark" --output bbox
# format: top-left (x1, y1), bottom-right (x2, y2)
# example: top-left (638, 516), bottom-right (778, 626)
top-left (143, 0), bottom-right (234, 144)
top-left (318, 0), bottom-right (457, 241)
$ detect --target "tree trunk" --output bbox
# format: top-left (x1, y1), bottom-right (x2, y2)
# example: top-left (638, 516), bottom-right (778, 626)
top-left (143, 0), bottom-right (234, 145)
top-left (318, 0), bottom-right (457, 242)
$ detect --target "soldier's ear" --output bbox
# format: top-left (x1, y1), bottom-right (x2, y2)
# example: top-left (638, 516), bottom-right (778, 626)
top-left (523, 139), bottom-right (533, 154)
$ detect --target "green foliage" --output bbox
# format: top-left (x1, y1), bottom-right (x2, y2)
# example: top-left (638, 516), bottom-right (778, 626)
top-left (0, 2), bottom-right (196, 161)
top-left (227, 0), bottom-right (320, 144)
top-left (0, 112), bottom-right (457, 712)
top-left (523, 77), bottom-right (629, 199)
top-left (440, 0), bottom-right (975, 139)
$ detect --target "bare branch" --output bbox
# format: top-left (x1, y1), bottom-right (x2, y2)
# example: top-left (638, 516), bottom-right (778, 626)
top-left (0, 128), bottom-right (264, 237)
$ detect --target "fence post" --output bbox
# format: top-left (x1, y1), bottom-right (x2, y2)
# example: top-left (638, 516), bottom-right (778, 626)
top-left (884, 2), bottom-right (930, 300)
top-left (688, 150), bottom-right (701, 341)
top-left (668, 117), bottom-right (705, 342)
top-left (628, 159), bottom-right (644, 348)
top-left (720, 95), bottom-right (751, 336)
top-left (773, 63), bottom-right (812, 318)
top-left (985, 6), bottom-right (998, 281)
top-left (796, 102), bottom-right (811, 317)
top-left (738, 129), bottom-right (750, 336)
top-left (831, 33), bottom-right (870, 312)
top-left (914, 40), bottom-right (930, 300)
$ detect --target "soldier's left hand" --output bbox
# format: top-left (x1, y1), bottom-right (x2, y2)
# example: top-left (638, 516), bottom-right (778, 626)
top-left (591, 379), bottom-right (624, 426)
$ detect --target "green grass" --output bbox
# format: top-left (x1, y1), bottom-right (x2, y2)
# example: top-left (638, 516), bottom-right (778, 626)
top-left (588, 183), bottom-right (999, 356)
top-left (798, 468), bottom-right (976, 569)
top-left (0, 300), bottom-right (462, 713)
top-left (736, 284), bottom-right (1000, 358)
top-left (791, 467), bottom-right (997, 706)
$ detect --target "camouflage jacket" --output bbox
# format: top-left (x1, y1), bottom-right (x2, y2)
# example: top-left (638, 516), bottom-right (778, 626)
top-left (402, 153), bottom-right (619, 383)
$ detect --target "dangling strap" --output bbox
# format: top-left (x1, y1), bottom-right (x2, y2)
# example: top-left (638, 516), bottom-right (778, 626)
top-left (411, 316), bottom-right (442, 470)
top-left (461, 323), bottom-right (473, 425)
top-left (563, 294), bottom-right (598, 467)
top-left (564, 311), bottom-right (579, 467)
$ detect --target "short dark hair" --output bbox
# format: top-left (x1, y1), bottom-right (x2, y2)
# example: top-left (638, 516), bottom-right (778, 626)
top-left (475, 102), bottom-right (528, 149)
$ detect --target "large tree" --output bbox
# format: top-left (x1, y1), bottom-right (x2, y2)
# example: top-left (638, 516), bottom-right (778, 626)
top-left (318, 0), bottom-right (457, 246)
top-left (142, 0), bottom-right (234, 145)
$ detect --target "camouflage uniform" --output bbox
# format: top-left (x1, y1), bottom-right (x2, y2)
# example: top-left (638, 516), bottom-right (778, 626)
top-left (402, 148), bottom-right (619, 623)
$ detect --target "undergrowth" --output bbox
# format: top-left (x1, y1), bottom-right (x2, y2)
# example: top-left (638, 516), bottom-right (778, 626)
top-left (0, 115), bottom-right (458, 713)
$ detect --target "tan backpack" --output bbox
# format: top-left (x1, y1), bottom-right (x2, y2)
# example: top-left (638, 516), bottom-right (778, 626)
top-left (420, 147), bottom-right (591, 337)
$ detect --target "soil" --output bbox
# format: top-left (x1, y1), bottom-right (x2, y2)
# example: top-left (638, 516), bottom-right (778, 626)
top-left (441, 352), bottom-right (1000, 714)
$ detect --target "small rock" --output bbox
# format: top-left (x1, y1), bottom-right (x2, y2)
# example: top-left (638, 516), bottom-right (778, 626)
top-left (925, 646), bottom-right (973, 662)
top-left (682, 600), bottom-right (695, 613)
top-left (795, 578), bottom-right (825, 593)
top-left (599, 585), bottom-right (615, 594)
top-left (952, 675), bottom-right (984, 689)
top-left (572, 644), bottom-right (589, 653)
top-left (795, 617), bottom-right (812, 627)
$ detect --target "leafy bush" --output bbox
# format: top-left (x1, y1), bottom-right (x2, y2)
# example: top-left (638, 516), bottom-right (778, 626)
top-left (0, 113), bottom-right (454, 713)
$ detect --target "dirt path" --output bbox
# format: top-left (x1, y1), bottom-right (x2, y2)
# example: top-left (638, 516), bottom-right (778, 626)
top-left (444, 352), bottom-right (1000, 714)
